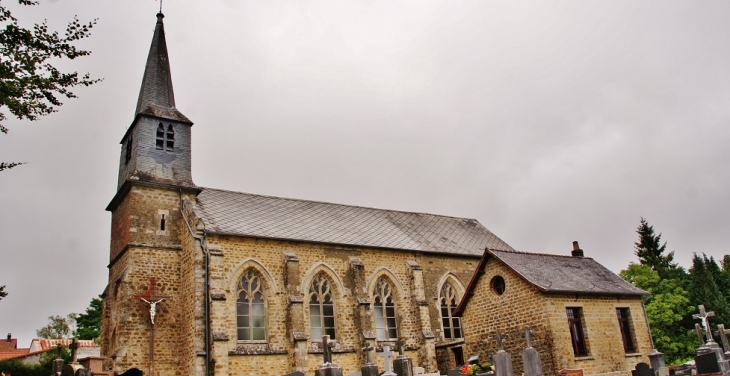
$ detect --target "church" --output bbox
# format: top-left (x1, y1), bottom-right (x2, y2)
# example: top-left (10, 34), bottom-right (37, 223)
top-left (101, 13), bottom-right (652, 376)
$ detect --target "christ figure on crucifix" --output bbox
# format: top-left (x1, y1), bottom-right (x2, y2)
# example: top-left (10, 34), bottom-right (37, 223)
top-left (140, 297), bottom-right (165, 325)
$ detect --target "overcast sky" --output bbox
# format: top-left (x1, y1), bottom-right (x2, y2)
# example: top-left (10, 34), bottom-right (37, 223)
top-left (1, 1), bottom-right (729, 344)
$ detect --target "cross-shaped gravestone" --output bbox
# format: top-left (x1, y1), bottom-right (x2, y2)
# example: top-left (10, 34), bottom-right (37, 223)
top-left (69, 338), bottom-right (79, 363)
top-left (379, 346), bottom-right (397, 376)
top-left (397, 339), bottom-right (406, 356)
top-left (524, 326), bottom-right (536, 348)
top-left (322, 335), bottom-right (335, 364)
top-left (362, 344), bottom-right (374, 364)
top-left (695, 323), bottom-right (706, 346)
top-left (715, 324), bottom-right (730, 356)
top-left (492, 330), bottom-right (508, 351)
top-left (693, 305), bottom-right (716, 343)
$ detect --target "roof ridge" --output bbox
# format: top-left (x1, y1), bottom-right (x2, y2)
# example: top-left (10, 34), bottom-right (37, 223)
top-left (488, 248), bottom-right (594, 260)
top-left (200, 186), bottom-right (482, 222)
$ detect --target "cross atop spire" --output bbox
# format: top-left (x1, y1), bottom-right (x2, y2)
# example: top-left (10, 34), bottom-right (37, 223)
top-left (134, 12), bottom-right (190, 123)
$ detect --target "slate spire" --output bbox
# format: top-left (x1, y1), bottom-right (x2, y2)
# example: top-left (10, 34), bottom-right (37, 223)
top-left (135, 12), bottom-right (190, 123)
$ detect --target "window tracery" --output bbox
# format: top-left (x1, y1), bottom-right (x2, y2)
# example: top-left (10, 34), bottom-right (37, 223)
top-left (237, 270), bottom-right (266, 341)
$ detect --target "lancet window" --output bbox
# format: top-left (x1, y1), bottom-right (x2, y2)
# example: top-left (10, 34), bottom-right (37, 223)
top-left (440, 282), bottom-right (462, 339)
top-left (237, 270), bottom-right (266, 341)
top-left (309, 274), bottom-right (336, 340)
top-left (373, 278), bottom-right (398, 340)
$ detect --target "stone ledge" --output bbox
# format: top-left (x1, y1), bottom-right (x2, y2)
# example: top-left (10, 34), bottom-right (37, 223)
top-left (229, 344), bottom-right (287, 356)
top-left (210, 292), bottom-right (226, 301)
top-left (208, 249), bottom-right (224, 257)
top-left (357, 297), bottom-right (371, 305)
top-left (292, 331), bottom-right (308, 341)
top-left (212, 332), bottom-right (229, 341)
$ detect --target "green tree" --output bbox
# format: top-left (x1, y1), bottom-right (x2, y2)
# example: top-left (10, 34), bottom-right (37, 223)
top-left (36, 314), bottom-right (76, 338)
top-left (688, 253), bottom-right (730, 326)
top-left (620, 263), bottom-right (695, 364)
top-left (0, 285), bottom-right (6, 301)
top-left (0, 0), bottom-right (99, 171)
top-left (634, 218), bottom-right (681, 279)
top-left (74, 295), bottom-right (101, 341)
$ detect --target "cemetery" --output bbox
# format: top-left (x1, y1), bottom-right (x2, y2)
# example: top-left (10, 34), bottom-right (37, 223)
top-left (38, 303), bottom-right (730, 376)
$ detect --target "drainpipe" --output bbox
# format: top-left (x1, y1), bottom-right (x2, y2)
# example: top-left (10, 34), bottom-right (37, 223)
top-left (180, 190), bottom-right (211, 376)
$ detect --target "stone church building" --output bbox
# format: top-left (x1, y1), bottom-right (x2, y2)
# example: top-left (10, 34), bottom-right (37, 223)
top-left (101, 13), bottom-right (651, 376)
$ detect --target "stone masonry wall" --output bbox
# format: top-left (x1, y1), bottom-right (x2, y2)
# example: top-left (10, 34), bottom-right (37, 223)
top-left (103, 184), bottom-right (191, 376)
top-left (459, 257), bottom-right (553, 375)
top-left (544, 294), bottom-right (651, 375)
top-left (459, 256), bottom-right (651, 376)
top-left (205, 235), bottom-right (481, 376)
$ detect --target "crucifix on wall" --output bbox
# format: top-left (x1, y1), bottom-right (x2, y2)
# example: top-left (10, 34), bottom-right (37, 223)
top-left (133, 278), bottom-right (169, 376)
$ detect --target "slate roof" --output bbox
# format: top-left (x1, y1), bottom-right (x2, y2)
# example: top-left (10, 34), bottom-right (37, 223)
top-left (454, 248), bottom-right (647, 315)
top-left (488, 249), bottom-right (647, 295)
top-left (193, 188), bottom-right (514, 256)
top-left (135, 13), bottom-right (191, 123)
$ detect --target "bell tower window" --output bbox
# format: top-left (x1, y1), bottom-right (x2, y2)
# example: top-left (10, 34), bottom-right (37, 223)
top-left (155, 123), bottom-right (175, 151)
top-left (166, 124), bottom-right (174, 151)
top-left (156, 124), bottom-right (164, 149)
top-left (124, 136), bottom-right (133, 165)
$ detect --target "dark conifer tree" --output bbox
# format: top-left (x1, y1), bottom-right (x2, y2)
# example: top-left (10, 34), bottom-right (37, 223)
top-left (634, 218), bottom-right (681, 279)
top-left (688, 254), bottom-right (730, 326)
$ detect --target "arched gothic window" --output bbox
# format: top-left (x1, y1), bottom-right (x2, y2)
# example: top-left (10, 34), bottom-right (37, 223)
top-left (440, 282), bottom-right (462, 339)
top-left (155, 123), bottom-right (174, 151)
top-left (237, 270), bottom-right (266, 341)
top-left (309, 274), bottom-right (336, 340)
top-left (373, 278), bottom-right (397, 340)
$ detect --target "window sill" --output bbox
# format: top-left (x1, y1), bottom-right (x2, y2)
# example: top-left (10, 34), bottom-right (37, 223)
top-left (574, 356), bottom-right (594, 361)
top-left (625, 353), bottom-right (642, 357)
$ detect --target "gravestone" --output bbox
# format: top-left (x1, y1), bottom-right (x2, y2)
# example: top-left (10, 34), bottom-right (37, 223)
top-left (715, 324), bottom-right (730, 358)
top-left (673, 363), bottom-right (694, 376)
top-left (631, 362), bottom-right (653, 376)
top-left (491, 330), bottom-right (513, 376)
top-left (74, 368), bottom-right (92, 376)
top-left (393, 340), bottom-right (414, 376)
top-left (315, 335), bottom-right (343, 376)
top-left (379, 346), bottom-right (397, 376)
top-left (521, 326), bottom-right (542, 376)
top-left (648, 349), bottom-right (666, 371)
top-left (692, 305), bottom-right (730, 374)
top-left (283, 372), bottom-right (305, 376)
top-left (695, 352), bottom-right (721, 374)
top-left (361, 344), bottom-right (378, 376)
top-left (69, 338), bottom-right (80, 364)
top-left (52, 358), bottom-right (65, 376)
top-left (117, 368), bottom-right (144, 376)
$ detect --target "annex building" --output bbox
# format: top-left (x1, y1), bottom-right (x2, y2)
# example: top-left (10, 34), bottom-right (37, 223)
top-left (101, 13), bottom-right (651, 376)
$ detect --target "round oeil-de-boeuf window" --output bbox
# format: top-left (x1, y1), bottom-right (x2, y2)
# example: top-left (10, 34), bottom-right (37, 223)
top-left (491, 275), bottom-right (506, 295)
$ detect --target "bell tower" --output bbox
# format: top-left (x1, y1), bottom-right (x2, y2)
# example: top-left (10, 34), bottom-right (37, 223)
top-left (116, 12), bottom-right (194, 190)
top-left (103, 13), bottom-right (200, 375)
